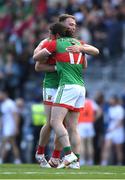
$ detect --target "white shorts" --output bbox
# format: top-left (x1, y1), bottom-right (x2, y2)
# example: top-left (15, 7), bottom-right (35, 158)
top-left (105, 127), bottom-right (125, 144)
top-left (78, 122), bottom-right (95, 138)
top-left (2, 122), bottom-right (16, 137)
top-left (43, 88), bottom-right (57, 105)
top-left (53, 84), bottom-right (86, 111)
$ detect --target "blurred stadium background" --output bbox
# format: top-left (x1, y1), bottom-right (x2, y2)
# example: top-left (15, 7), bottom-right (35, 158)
top-left (0, 0), bottom-right (125, 166)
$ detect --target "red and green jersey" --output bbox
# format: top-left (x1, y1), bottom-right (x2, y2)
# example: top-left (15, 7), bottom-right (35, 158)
top-left (40, 38), bottom-right (59, 88)
top-left (43, 37), bottom-right (85, 86)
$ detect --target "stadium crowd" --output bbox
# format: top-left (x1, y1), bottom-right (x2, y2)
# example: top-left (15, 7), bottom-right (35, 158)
top-left (0, 0), bottom-right (125, 165)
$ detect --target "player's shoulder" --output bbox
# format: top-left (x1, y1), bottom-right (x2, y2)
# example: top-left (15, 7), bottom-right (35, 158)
top-left (39, 38), bottom-right (49, 46)
top-left (74, 38), bottom-right (85, 45)
top-left (44, 39), bottom-right (56, 46)
top-left (3, 98), bottom-right (15, 107)
top-left (40, 38), bottom-right (47, 44)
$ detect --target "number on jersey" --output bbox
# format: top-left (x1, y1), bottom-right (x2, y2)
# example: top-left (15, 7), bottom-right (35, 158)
top-left (69, 52), bottom-right (82, 64)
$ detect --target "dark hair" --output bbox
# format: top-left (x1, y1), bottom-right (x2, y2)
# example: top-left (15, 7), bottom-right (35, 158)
top-left (49, 22), bottom-right (67, 37)
top-left (58, 14), bottom-right (76, 22)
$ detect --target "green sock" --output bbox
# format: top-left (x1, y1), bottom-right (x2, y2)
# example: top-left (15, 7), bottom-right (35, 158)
top-left (75, 153), bottom-right (80, 161)
top-left (63, 146), bottom-right (72, 155)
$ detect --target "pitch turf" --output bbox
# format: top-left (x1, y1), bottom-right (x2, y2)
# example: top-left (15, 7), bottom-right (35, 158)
top-left (0, 164), bottom-right (125, 179)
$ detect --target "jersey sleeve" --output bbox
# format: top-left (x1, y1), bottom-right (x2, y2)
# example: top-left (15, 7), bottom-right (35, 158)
top-left (42, 40), bottom-right (56, 55)
top-left (34, 39), bottom-right (48, 54)
top-left (40, 39), bottom-right (49, 48)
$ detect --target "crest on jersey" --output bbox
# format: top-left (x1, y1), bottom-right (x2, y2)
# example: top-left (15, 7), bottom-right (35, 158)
top-left (48, 95), bottom-right (52, 100)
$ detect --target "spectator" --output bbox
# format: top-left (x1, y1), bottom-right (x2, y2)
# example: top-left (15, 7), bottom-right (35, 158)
top-left (78, 92), bottom-right (102, 165)
top-left (101, 95), bottom-right (125, 165)
top-left (0, 89), bottom-right (21, 164)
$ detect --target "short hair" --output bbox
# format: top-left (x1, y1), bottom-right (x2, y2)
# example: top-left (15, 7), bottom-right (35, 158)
top-left (58, 14), bottom-right (76, 22)
top-left (49, 22), bottom-right (67, 37)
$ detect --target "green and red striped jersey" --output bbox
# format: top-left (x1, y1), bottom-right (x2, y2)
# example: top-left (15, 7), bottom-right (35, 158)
top-left (44, 37), bottom-right (85, 86)
top-left (40, 38), bottom-right (59, 88)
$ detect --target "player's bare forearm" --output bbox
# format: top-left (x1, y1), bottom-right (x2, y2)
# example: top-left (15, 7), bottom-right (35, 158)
top-left (33, 49), bottom-right (49, 63)
top-left (35, 61), bottom-right (56, 72)
top-left (66, 44), bottom-right (99, 56)
top-left (82, 44), bottom-right (99, 56)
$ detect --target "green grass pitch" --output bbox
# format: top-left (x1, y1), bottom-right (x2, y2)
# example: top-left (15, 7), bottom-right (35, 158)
top-left (0, 164), bottom-right (125, 179)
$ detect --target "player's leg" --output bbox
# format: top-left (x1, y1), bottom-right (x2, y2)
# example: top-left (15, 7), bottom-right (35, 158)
top-left (48, 136), bottom-right (62, 167)
top-left (66, 85), bottom-right (86, 168)
top-left (50, 106), bottom-right (70, 147)
top-left (0, 137), bottom-right (8, 163)
top-left (66, 111), bottom-right (81, 169)
top-left (115, 143), bottom-right (123, 165)
top-left (51, 85), bottom-right (72, 148)
top-left (80, 137), bottom-right (87, 165)
top-left (101, 138), bottom-right (112, 165)
top-left (38, 105), bottom-right (51, 147)
top-left (85, 123), bottom-right (95, 165)
top-left (113, 128), bottom-right (124, 165)
top-left (50, 106), bottom-right (77, 168)
top-left (36, 87), bottom-right (62, 167)
top-left (35, 104), bottom-right (52, 168)
top-left (77, 123), bottom-right (87, 165)
top-left (86, 137), bottom-right (94, 165)
top-left (50, 85), bottom-right (85, 168)
top-left (66, 111), bottom-right (81, 161)
top-left (10, 136), bottom-right (21, 164)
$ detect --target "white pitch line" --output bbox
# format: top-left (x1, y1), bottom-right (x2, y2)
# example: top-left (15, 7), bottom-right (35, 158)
top-left (0, 171), bottom-right (125, 175)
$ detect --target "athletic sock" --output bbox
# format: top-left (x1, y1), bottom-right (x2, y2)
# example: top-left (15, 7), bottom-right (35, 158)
top-left (52, 150), bottom-right (61, 158)
top-left (63, 146), bottom-right (72, 155)
top-left (37, 145), bottom-right (45, 155)
top-left (75, 153), bottom-right (80, 162)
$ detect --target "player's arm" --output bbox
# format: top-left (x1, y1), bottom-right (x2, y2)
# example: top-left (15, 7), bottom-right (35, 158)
top-left (35, 61), bottom-right (56, 72)
top-left (33, 40), bottom-right (56, 62)
top-left (33, 39), bottom-right (50, 63)
top-left (33, 39), bottom-right (48, 55)
top-left (33, 48), bottom-right (50, 62)
top-left (66, 44), bottom-right (99, 56)
top-left (82, 44), bottom-right (99, 56)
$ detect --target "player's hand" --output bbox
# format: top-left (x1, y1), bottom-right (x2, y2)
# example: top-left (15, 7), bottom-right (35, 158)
top-left (66, 45), bottom-right (82, 53)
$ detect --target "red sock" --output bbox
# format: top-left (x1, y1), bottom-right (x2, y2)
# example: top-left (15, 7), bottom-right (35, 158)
top-left (52, 150), bottom-right (61, 158)
top-left (37, 145), bottom-right (45, 154)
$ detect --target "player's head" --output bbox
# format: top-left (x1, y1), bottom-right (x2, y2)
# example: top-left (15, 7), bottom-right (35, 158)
top-left (109, 95), bottom-right (120, 106)
top-left (58, 14), bottom-right (76, 36)
top-left (49, 22), bottom-right (68, 38)
top-left (15, 98), bottom-right (24, 110)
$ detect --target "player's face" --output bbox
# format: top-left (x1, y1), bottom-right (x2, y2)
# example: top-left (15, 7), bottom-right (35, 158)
top-left (109, 98), bottom-right (116, 106)
top-left (62, 18), bottom-right (76, 36)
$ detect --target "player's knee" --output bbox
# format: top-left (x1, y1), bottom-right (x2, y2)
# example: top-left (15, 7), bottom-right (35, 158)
top-left (50, 119), bottom-right (55, 128)
top-left (68, 124), bottom-right (77, 132)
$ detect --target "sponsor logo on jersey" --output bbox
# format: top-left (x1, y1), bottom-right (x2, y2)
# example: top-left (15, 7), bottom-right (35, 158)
top-left (48, 95), bottom-right (52, 100)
